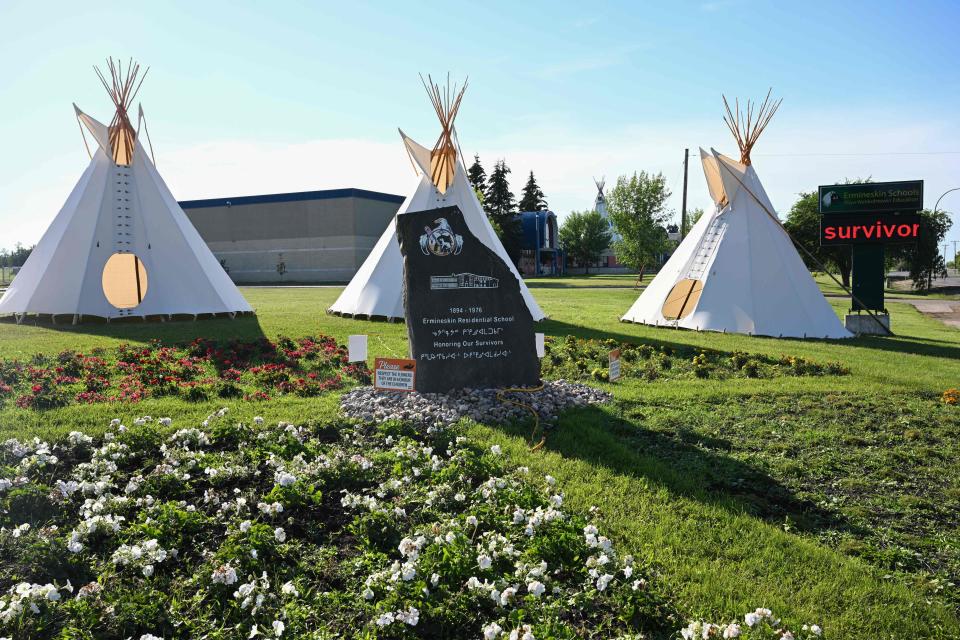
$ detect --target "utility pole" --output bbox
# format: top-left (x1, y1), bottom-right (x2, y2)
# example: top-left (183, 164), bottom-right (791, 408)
top-left (681, 148), bottom-right (689, 238)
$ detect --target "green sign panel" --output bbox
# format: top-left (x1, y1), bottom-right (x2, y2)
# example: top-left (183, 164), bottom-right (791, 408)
top-left (851, 245), bottom-right (885, 311)
top-left (818, 180), bottom-right (923, 214)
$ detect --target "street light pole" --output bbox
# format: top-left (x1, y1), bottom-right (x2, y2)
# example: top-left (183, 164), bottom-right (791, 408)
top-left (932, 187), bottom-right (960, 282)
top-left (933, 187), bottom-right (960, 217)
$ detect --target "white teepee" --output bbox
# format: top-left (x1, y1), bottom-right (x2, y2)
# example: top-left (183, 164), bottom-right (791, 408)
top-left (328, 77), bottom-right (544, 321)
top-left (0, 59), bottom-right (252, 323)
top-left (621, 92), bottom-right (850, 339)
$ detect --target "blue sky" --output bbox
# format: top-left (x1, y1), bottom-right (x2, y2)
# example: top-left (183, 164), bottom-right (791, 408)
top-left (2, 0), bottom-right (959, 253)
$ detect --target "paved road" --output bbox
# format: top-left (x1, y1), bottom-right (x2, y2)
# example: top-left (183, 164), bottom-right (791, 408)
top-left (902, 299), bottom-right (960, 329)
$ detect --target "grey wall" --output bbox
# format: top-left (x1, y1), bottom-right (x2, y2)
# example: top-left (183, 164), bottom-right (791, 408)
top-left (182, 193), bottom-right (402, 283)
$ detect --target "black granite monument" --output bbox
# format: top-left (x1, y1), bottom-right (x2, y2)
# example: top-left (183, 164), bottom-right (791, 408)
top-left (396, 205), bottom-right (540, 393)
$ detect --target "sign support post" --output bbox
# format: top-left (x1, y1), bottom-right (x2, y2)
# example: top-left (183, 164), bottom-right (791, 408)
top-left (851, 245), bottom-right (885, 312)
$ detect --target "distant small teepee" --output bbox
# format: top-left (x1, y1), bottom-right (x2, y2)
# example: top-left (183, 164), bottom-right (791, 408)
top-left (0, 59), bottom-right (251, 323)
top-left (621, 90), bottom-right (850, 339)
top-left (328, 75), bottom-right (544, 321)
top-left (593, 177), bottom-right (617, 239)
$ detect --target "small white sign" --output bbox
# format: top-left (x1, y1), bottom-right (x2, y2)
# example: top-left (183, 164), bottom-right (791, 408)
top-left (348, 335), bottom-right (367, 362)
top-left (535, 333), bottom-right (545, 358)
top-left (608, 349), bottom-right (621, 382)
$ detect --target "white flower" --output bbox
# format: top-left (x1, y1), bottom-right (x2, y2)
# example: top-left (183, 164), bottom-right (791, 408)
top-left (550, 494), bottom-right (563, 507)
top-left (274, 527), bottom-right (286, 543)
top-left (490, 445), bottom-right (501, 455)
top-left (240, 520), bottom-right (252, 533)
top-left (362, 586), bottom-right (374, 600)
top-left (398, 536), bottom-right (420, 559)
top-left (271, 620), bottom-right (284, 636)
top-left (430, 573), bottom-right (440, 586)
top-left (274, 470), bottom-right (297, 487)
top-left (158, 417), bottom-right (172, 427)
top-left (508, 625), bottom-right (535, 640)
top-left (477, 554), bottom-right (492, 570)
top-left (254, 416), bottom-right (264, 425)
top-left (140, 635), bottom-right (164, 640)
top-left (596, 573), bottom-right (614, 591)
top-left (744, 612), bottom-right (760, 627)
top-left (397, 606), bottom-right (419, 626)
top-left (810, 624), bottom-right (823, 636)
top-left (527, 580), bottom-right (545, 597)
top-left (281, 581), bottom-right (298, 597)
top-left (499, 586), bottom-right (517, 606)
top-left (723, 623), bottom-right (741, 638)
top-left (212, 564), bottom-right (238, 585)
top-left (482, 622), bottom-right (503, 640)
top-left (466, 515), bottom-right (478, 527)
top-left (454, 492), bottom-right (465, 501)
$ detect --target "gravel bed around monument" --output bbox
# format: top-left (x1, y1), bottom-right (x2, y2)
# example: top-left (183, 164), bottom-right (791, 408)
top-left (339, 379), bottom-right (611, 425)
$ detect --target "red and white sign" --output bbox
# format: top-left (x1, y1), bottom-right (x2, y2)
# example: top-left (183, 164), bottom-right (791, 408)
top-left (608, 349), bottom-right (621, 382)
top-left (374, 357), bottom-right (416, 392)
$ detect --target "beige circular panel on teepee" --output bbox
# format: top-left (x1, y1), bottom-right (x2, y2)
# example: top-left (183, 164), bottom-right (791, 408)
top-left (661, 278), bottom-right (703, 320)
top-left (102, 253), bottom-right (148, 309)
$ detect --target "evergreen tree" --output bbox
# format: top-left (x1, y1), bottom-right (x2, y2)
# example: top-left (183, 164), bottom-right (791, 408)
top-left (484, 160), bottom-right (516, 223)
top-left (484, 160), bottom-right (522, 263)
top-left (518, 171), bottom-right (548, 212)
top-left (467, 154), bottom-right (486, 194)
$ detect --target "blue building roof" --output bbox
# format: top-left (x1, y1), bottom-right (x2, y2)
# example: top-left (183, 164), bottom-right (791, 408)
top-left (514, 211), bottom-right (556, 250)
top-left (179, 187), bottom-right (405, 210)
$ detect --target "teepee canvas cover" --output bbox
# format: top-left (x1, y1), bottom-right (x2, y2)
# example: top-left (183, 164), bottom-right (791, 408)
top-left (621, 93), bottom-right (850, 339)
top-left (0, 60), bottom-right (252, 322)
top-left (328, 77), bottom-right (544, 321)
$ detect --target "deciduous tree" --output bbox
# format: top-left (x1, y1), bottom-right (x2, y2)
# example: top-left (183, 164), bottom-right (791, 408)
top-left (784, 191), bottom-right (852, 287)
top-left (606, 172), bottom-right (672, 280)
top-left (559, 210), bottom-right (612, 275)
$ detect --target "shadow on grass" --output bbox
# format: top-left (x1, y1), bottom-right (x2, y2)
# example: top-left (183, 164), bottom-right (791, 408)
top-left (540, 319), bottom-right (848, 351)
top-left (0, 313), bottom-right (269, 345)
top-left (543, 318), bottom-right (960, 361)
top-left (850, 334), bottom-right (960, 360)
top-left (495, 402), bottom-right (860, 540)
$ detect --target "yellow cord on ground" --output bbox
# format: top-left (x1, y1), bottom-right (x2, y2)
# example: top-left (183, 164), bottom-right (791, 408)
top-left (496, 384), bottom-right (546, 451)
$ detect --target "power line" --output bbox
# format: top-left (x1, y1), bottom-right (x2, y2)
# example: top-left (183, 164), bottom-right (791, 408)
top-left (754, 151), bottom-right (960, 157)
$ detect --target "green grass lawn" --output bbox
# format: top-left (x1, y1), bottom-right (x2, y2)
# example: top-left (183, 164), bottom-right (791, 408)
top-left (812, 272), bottom-right (959, 301)
top-left (525, 273), bottom-right (641, 288)
top-left (1, 283), bottom-right (959, 638)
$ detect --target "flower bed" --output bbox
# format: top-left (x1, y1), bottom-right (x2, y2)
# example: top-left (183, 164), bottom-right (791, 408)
top-left (0, 412), bottom-right (824, 639)
top-left (541, 336), bottom-right (850, 382)
top-left (0, 336), bottom-right (370, 410)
